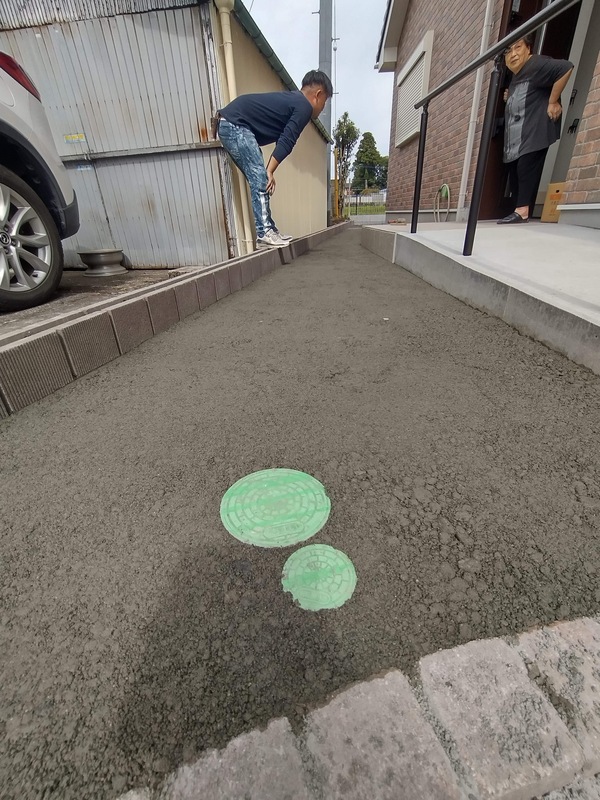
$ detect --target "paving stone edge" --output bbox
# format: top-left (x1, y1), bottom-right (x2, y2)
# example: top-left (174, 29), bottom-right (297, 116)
top-left (119, 618), bottom-right (600, 800)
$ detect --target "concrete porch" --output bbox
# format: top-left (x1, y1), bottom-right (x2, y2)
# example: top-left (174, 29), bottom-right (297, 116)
top-left (361, 221), bottom-right (600, 375)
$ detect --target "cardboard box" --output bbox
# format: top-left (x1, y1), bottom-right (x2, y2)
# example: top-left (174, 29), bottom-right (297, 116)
top-left (540, 182), bottom-right (566, 223)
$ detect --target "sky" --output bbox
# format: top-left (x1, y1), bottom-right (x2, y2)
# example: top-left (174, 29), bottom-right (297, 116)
top-left (246, 0), bottom-right (394, 156)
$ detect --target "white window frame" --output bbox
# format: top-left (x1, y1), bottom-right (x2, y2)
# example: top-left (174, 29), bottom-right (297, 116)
top-left (395, 30), bottom-right (435, 147)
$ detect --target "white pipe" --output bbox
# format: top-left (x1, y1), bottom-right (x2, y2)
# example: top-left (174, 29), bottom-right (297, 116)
top-left (214, 0), bottom-right (254, 253)
top-left (457, 0), bottom-right (495, 218)
top-left (215, 0), bottom-right (236, 102)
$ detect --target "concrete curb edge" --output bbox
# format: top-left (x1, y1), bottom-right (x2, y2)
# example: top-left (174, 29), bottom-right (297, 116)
top-left (361, 226), bottom-right (600, 377)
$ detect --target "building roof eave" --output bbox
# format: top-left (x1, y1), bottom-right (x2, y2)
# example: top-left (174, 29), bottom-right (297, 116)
top-left (375, 0), bottom-right (410, 73)
top-left (233, 0), bottom-right (332, 143)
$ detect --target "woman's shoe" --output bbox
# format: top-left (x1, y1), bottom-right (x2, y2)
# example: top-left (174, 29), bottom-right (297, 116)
top-left (497, 211), bottom-right (529, 224)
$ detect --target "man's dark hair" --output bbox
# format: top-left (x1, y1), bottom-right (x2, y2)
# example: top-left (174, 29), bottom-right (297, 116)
top-left (302, 70), bottom-right (333, 98)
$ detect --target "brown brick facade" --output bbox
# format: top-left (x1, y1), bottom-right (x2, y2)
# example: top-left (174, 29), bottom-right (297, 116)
top-left (563, 48), bottom-right (600, 205)
top-left (386, 0), bottom-right (505, 212)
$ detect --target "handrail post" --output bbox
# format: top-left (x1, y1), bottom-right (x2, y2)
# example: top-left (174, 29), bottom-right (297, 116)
top-left (411, 102), bottom-right (429, 234)
top-left (463, 55), bottom-right (503, 256)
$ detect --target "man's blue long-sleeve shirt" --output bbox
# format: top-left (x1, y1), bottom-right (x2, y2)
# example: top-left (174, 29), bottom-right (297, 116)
top-left (219, 90), bottom-right (313, 164)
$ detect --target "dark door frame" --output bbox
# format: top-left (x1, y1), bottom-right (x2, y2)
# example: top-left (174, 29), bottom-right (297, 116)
top-left (478, 0), bottom-right (582, 219)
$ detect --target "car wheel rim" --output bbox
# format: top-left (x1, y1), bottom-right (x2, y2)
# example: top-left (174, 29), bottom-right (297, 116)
top-left (0, 182), bottom-right (52, 293)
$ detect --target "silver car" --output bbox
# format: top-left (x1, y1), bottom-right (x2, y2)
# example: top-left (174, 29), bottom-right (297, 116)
top-left (0, 52), bottom-right (79, 311)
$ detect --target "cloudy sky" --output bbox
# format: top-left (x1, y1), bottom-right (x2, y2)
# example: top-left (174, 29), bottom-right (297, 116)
top-left (247, 0), bottom-right (394, 156)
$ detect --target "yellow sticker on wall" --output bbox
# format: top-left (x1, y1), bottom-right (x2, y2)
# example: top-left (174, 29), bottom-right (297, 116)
top-left (64, 133), bottom-right (86, 143)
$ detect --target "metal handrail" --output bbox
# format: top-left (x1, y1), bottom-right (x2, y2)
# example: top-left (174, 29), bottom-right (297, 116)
top-left (417, 0), bottom-right (580, 108)
top-left (410, 0), bottom-right (580, 255)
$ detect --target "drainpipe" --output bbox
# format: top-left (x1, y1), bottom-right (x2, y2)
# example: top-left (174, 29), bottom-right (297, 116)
top-left (214, 0), bottom-right (254, 254)
top-left (457, 0), bottom-right (495, 221)
top-left (215, 0), bottom-right (236, 102)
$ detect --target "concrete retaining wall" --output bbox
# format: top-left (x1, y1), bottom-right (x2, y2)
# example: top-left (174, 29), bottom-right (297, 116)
top-left (360, 226), bottom-right (397, 262)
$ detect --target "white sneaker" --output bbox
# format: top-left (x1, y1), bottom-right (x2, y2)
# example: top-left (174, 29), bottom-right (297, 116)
top-left (275, 230), bottom-right (293, 241)
top-left (256, 230), bottom-right (289, 249)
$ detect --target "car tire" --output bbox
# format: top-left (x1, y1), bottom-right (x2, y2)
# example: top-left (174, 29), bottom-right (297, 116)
top-left (0, 165), bottom-right (63, 312)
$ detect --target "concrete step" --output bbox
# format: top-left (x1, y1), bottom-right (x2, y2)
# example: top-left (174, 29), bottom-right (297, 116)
top-left (361, 222), bottom-right (600, 377)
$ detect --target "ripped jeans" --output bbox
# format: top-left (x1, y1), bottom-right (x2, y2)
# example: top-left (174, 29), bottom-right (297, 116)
top-left (218, 118), bottom-right (276, 239)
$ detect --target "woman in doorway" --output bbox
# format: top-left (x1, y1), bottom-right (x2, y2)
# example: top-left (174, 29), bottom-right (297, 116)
top-left (498, 34), bottom-right (573, 224)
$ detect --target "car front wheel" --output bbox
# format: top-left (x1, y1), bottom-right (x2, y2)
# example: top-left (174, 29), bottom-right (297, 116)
top-left (0, 165), bottom-right (64, 312)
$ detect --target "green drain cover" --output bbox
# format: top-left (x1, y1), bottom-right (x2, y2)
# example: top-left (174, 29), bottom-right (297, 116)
top-left (282, 544), bottom-right (357, 611)
top-left (220, 469), bottom-right (331, 548)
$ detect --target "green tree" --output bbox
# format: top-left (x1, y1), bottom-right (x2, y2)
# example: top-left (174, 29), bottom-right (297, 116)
top-left (333, 112), bottom-right (360, 217)
top-left (352, 132), bottom-right (385, 193)
top-left (377, 155), bottom-right (389, 190)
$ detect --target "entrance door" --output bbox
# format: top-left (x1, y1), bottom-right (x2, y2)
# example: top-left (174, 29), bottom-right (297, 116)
top-left (536, 0), bottom-right (598, 209)
top-left (478, 0), bottom-right (582, 219)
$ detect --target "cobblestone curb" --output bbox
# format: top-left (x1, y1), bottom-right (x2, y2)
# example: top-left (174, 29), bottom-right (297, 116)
top-left (121, 618), bottom-right (600, 800)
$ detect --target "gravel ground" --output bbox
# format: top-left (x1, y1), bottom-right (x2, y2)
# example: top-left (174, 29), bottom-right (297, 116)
top-left (1, 227), bottom-right (600, 799)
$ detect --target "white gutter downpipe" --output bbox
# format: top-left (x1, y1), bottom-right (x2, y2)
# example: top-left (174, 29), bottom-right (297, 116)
top-left (215, 0), bottom-right (237, 102)
top-left (214, 0), bottom-right (254, 254)
top-left (457, 0), bottom-right (495, 221)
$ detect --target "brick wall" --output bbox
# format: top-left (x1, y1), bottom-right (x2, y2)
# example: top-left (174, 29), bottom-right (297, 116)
top-left (386, 0), bottom-right (505, 212)
top-left (563, 48), bottom-right (600, 205)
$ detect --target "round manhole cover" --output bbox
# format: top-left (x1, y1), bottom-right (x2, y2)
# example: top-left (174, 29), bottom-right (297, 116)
top-left (220, 469), bottom-right (331, 548)
top-left (281, 544), bottom-right (357, 611)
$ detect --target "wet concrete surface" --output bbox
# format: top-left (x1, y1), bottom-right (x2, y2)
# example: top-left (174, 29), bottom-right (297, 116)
top-left (1, 227), bottom-right (600, 798)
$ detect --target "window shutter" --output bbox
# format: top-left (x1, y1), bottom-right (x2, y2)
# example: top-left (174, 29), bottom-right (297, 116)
top-left (395, 54), bottom-right (425, 146)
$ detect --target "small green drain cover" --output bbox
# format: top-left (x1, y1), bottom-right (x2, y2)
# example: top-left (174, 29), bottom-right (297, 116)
top-left (220, 469), bottom-right (331, 548)
top-left (282, 544), bottom-right (357, 611)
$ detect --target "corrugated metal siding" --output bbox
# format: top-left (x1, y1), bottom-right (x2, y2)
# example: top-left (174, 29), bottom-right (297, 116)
top-left (0, 5), bottom-right (230, 267)
top-left (0, 0), bottom-right (199, 30)
top-left (0, 7), bottom-right (214, 157)
top-left (63, 163), bottom-right (115, 265)
top-left (93, 150), bottom-right (227, 267)
top-left (63, 150), bottom-right (227, 267)
top-left (63, 151), bottom-right (229, 268)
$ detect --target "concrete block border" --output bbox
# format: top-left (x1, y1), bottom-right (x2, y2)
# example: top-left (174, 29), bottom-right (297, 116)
top-left (146, 287), bottom-right (179, 336)
top-left (110, 298), bottom-right (154, 355)
top-left (0, 222), bottom-right (349, 419)
top-left (228, 262), bottom-right (242, 293)
top-left (213, 266), bottom-right (231, 301)
top-left (173, 278), bottom-right (200, 319)
top-left (0, 331), bottom-right (73, 413)
top-left (197, 273), bottom-right (217, 309)
top-left (361, 227), bottom-right (600, 377)
top-left (58, 310), bottom-right (120, 378)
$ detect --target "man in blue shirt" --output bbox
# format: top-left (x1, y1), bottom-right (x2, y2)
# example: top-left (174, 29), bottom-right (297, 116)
top-left (216, 70), bottom-right (333, 249)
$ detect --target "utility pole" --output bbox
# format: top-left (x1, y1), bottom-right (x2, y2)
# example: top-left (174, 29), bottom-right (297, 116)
top-left (334, 146), bottom-right (339, 218)
top-left (318, 0), bottom-right (333, 224)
